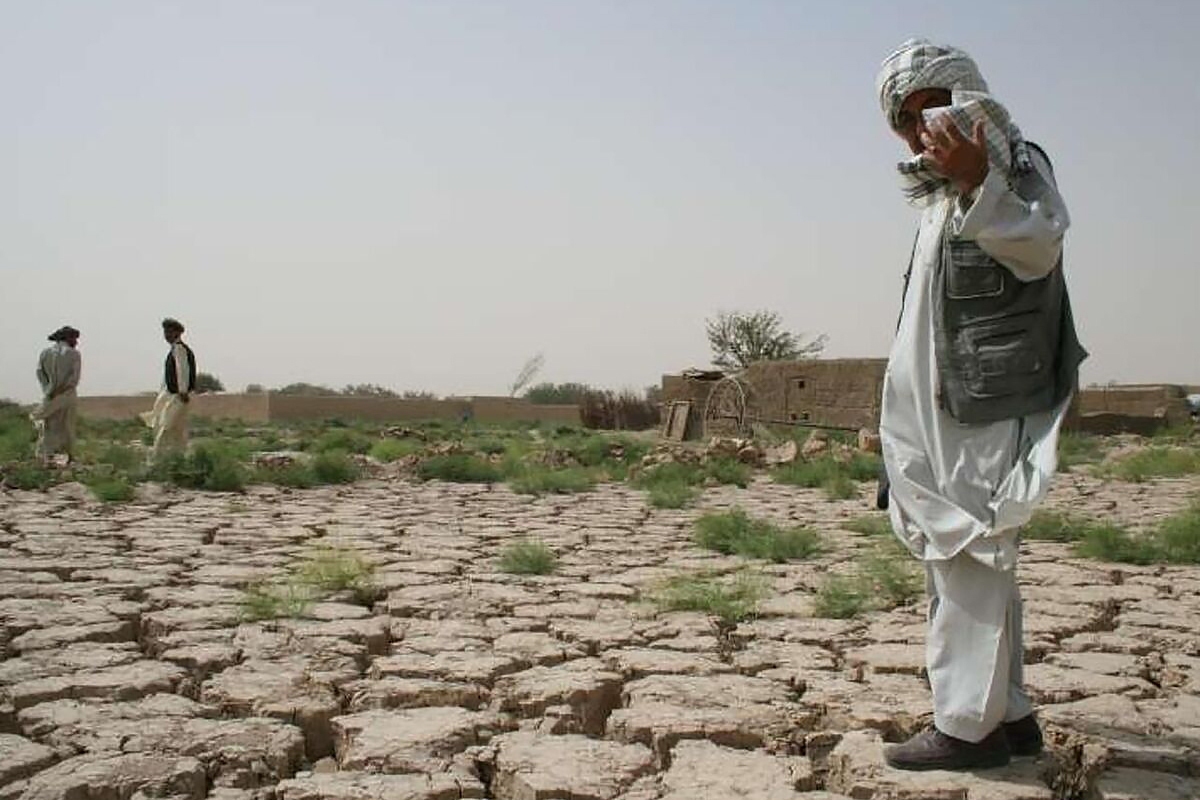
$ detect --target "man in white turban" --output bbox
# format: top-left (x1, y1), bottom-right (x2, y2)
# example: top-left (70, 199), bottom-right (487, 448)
top-left (875, 40), bottom-right (1086, 771)
top-left (31, 326), bottom-right (82, 465)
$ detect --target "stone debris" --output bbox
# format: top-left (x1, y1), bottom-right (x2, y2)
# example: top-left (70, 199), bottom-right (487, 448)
top-left (0, 466), bottom-right (1197, 799)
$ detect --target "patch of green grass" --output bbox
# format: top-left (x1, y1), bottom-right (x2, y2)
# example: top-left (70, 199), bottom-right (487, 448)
top-left (417, 453), bottom-right (502, 483)
top-left (311, 451), bottom-right (361, 484)
top-left (1, 461), bottom-right (58, 490)
top-left (813, 575), bottom-right (869, 619)
top-left (773, 455), bottom-right (873, 499)
top-left (0, 405), bottom-right (35, 464)
top-left (295, 547), bottom-right (377, 602)
top-left (567, 434), bottom-right (649, 468)
top-left (151, 443), bottom-right (247, 492)
top-left (1072, 525), bottom-right (1159, 565)
top-left (369, 438), bottom-right (420, 463)
top-left (844, 515), bottom-right (893, 537)
top-left (256, 461), bottom-right (318, 488)
top-left (91, 443), bottom-right (142, 472)
top-left (1097, 447), bottom-right (1200, 482)
top-left (86, 473), bottom-right (136, 503)
top-left (845, 452), bottom-right (883, 481)
top-left (861, 551), bottom-right (922, 607)
top-left (507, 466), bottom-right (596, 496)
top-left (705, 457), bottom-right (751, 488)
top-left (648, 480), bottom-right (700, 509)
top-left (651, 571), bottom-right (765, 623)
top-left (310, 429), bottom-right (373, 455)
top-left (631, 461), bottom-right (703, 490)
top-left (694, 508), bottom-right (821, 563)
top-left (1154, 502), bottom-right (1200, 564)
top-left (239, 581), bottom-right (314, 621)
top-left (1022, 510), bottom-right (1091, 542)
top-left (498, 540), bottom-right (558, 575)
top-left (1057, 431), bottom-right (1104, 471)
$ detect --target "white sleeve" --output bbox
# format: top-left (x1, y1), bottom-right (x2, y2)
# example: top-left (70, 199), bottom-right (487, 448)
top-left (948, 148), bottom-right (1069, 282)
top-left (174, 344), bottom-right (190, 394)
top-left (64, 350), bottom-right (82, 391)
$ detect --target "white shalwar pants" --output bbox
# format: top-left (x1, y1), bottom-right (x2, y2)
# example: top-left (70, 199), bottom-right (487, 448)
top-left (925, 552), bottom-right (1033, 741)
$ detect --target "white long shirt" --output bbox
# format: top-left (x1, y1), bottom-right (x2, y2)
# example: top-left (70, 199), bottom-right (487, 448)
top-left (36, 342), bottom-right (81, 398)
top-left (880, 150), bottom-right (1072, 570)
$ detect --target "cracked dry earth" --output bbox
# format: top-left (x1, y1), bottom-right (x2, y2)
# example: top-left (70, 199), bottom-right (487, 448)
top-left (1, 472), bottom-right (1199, 800)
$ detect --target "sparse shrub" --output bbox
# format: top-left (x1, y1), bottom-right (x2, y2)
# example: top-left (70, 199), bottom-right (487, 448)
top-left (311, 451), bottom-right (360, 484)
top-left (1057, 432), bottom-right (1104, 471)
top-left (705, 457), bottom-right (751, 487)
top-left (93, 444), bottom-right (142, 472)
top-left (153, 443), bottom-right (247, 492)
top-left (0, 404), bottom-right (35, 464)
top-left (1072, 525), bottom-right (1158, 565)
top-left (773, 456), bottom-right (869, 500)
top-left (2, 461), bottom-right (57, 490)
top-left (1098, 447), bottom-right (1200, 482)
top-left (475, 438), bottom-right (508, 456)
top-left (1154, 502), bottom-right (1200, 564)
top-left (87, 473), bottom-right (135, 503)
top-left (507, 466), bottom-right (595, 496)
top-left (648, 481), bottom-right (699, 509)
top-left (499, 540), bottom-right (557, 575)
top-left (369, 439), bottom-right (419, 462)
top-left (822, 473), bottom-right (857, 500)
top-left (844, 515), bottom-right (892, 537)
top-left (861, 552), bottom-right (922, 607)
top-left (651, 571), bottom-right (765, 623)
top-left (1022, 510), bottom-right (1087, 542)
top-left (295, 547), bottom-right (376, 602)
top-left (239, 581), bottom-right (313, 621)
top-left (312, 429), bottom-right (373, 455)
top-left (417, 454), bottom-right (502, 483)
top-left (632, 461), bottom-right (703, 490)
top-left (813, 576), bottom-right (869, 619)
top-left (694, 508), bottom-right (821, 563)
top-left (256, 461), bottom-right (317, 489)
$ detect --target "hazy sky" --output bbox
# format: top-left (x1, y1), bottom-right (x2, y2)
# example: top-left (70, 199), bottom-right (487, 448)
top-left (3, 0), bottom-right (1198, 403)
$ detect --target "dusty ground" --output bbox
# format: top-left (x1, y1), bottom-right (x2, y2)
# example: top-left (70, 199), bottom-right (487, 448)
top-left (1, 471), bottom-right (1198, 800)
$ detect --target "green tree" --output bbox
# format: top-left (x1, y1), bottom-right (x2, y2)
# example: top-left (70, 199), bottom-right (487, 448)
top-left (195, 372), bottom-right (225, 394)
top-left (705, 310), bottom-right (826, 371)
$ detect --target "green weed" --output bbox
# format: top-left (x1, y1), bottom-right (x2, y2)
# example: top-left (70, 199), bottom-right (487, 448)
top-left (417, 454), bottom-right (502, 483)
top-left (498, 540), bottom-right (558, 575)
top-left (650, 571), bottom-right (765, 623)
top-left (1097, 447), bottom-right (1200, 482)
top-left (813, 575), bottom-right (869, 619)
top-left (507, 466), bottom-right (595, 496)
top-left (694, 508), bottom-right (821, 563)
top-left (648, 481), bottom-right (699, 509)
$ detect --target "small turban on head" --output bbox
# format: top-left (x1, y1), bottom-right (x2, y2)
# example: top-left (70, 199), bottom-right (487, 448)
top-left (875, 39), bottom-right (989, 128)
top-left (162, 318), bottom-right (185, 334)
top-left (876, 39), bottom-right (1032, 206)
top-left (48, 325), bottom-right (80, 342)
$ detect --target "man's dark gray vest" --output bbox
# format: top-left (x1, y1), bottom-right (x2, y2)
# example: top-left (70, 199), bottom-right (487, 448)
top-left (932, 143), bottom-right (1087, 424)
top-left (876, 144), bottom-right (1087, 509)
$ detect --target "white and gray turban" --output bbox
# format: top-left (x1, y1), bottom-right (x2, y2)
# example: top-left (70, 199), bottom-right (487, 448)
top-left (876, 39), bottom-right (1032, 206)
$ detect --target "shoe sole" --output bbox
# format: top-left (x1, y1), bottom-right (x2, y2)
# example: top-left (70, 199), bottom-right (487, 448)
top-left (884, 752), bottom-right (1012, 772)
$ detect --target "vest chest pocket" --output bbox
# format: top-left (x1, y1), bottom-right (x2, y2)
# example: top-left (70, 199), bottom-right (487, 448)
top-left (945, 239), bottom-right (1005, 300)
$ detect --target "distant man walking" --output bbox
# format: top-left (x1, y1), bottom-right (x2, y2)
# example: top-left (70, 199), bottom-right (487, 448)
top-left (142, 318), bottom-right (196, 457)
top-left (31, 326), bottom-right (82, 465)
top-left (875, 40), bottom-right (1086, 770)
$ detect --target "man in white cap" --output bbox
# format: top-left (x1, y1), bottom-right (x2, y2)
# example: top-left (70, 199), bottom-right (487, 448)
top-left (31, 325), bottom-right (82, 465)
top-left (875, 39), bottom-right (1086, 770)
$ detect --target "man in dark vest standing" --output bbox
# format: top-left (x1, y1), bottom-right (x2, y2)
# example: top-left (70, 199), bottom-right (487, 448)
top-left (874, 40), bottom-right (1086, 771)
